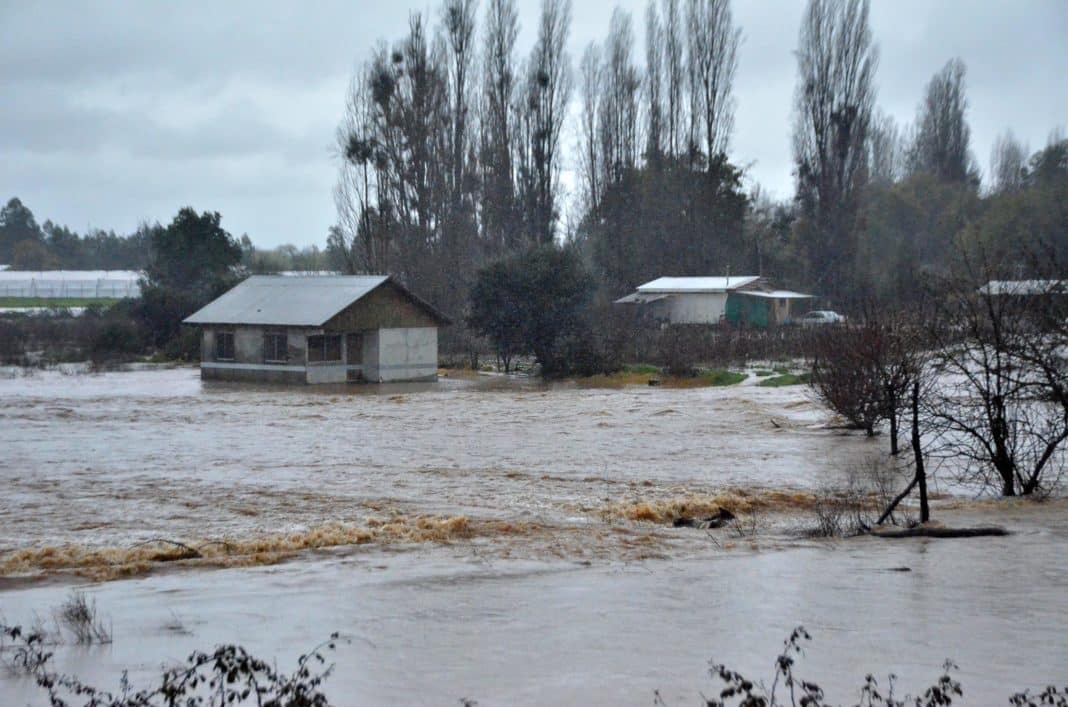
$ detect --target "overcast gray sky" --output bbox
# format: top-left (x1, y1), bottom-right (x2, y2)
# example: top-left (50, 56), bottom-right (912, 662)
top-left (2, 1), bottom-right (1065, 249)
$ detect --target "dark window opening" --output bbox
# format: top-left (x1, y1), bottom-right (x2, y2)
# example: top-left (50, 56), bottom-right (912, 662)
top-left (308, 334), bottom-right (342, 363)
top-left (346, 333), bottom-right (363, 365)
top-left (215, 331), bottom-right (235, 361)
top-left (264, 332), bottom-right (288, 363)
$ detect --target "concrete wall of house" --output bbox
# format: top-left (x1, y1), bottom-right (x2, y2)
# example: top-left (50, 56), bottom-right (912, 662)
top-left (362, 327), bottom-right (437, 382)
top-left (305, 364), bottom-right (347, 384)
top-left (199, 325), bottom-right (308, 383)
top-left (361, 330), bottom-right (381, 382)
top-left (202, 364), bottom-right (306, 384)
top-left (201, 328), bottom-right (215, 361)
top-left (666, 293), bottom-right (729, 324)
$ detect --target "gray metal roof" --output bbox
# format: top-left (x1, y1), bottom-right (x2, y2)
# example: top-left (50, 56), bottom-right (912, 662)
top-left (183, 275), bottom-right (391, 326)
top-left (614, 292), bottom-right (672, 304)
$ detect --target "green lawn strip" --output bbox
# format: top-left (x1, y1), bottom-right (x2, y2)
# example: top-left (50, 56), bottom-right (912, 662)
top-left (700, 368), bottom-right (747, 386)
top-left (757, 372), bottom-right (811, 387)
top-left (623, 363), bottom-right (662, 375)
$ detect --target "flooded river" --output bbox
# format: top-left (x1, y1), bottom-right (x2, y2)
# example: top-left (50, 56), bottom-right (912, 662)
top-left (1, 367), bottom-right (1065, 704)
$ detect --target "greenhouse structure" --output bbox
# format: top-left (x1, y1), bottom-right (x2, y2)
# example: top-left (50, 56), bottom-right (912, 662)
top-left (0, 271), bottom-right (142, 299)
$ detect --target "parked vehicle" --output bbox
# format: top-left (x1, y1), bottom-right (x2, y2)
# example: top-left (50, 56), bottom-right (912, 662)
top-left (797, 310), bottom-right (846, 326)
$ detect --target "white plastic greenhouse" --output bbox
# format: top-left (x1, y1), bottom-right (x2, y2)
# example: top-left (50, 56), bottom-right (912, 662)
top-left (0, 271), bottom-right (142, 299)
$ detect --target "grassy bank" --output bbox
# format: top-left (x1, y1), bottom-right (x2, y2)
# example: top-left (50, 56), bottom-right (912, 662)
top-left (576, 365), bottom-right (748, 388)
top-left (756, 372), bottom-right (810, 387)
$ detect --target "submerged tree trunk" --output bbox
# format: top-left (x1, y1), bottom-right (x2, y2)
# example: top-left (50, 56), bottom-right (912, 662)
top-left (995, 458), bottom-right (1016, 496)
top-left (876, 381), bottom-right (929, 525)
top-left (875, 476), bottom-right (917, 526)
top-left (911, 380), bottom-right (928, 523)
top-left (889, 407), bottom-right (899, 455)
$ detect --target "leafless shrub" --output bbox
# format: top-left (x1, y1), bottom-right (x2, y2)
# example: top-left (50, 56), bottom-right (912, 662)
top-left (928, 248), bottom-right (1068, 496)
top-left (806, 310), bottom-right (930, 466)
top-left (809, 492), bottom-right (849, 537)
top-left (633, 324), bottom-right (818, 373)
top-left (729, 510), bottom-right (766, 538)
top-left (840, 456), bottom-right (920, 526)
top-left (808, 486), bottom-right (874, 538)
top-left (808, 459), bottom-right (912, 537)
top-left (55, 592), bottom-right (111, 645)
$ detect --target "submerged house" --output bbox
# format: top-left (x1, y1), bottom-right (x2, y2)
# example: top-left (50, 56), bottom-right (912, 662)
top-left (614, 276), bottom-right (813, 327)
top-left (183, 275), bottom-right (449, 384)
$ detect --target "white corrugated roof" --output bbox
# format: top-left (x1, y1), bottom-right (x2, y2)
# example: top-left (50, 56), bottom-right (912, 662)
top-left (636, 276), bottom-right (761, 293)
top-left (735, 289), bottom-right (813, 299)
top-left (183, 275), bottom-right (390, 326)
top-left (978, 280), bottom-right (1067, 296)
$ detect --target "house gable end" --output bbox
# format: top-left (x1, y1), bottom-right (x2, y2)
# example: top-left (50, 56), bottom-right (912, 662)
top-left (324, 280), bottom-right (442, 332)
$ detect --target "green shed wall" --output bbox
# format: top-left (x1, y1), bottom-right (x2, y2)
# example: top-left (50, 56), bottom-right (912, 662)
top-left (725, 293), bottom-right (770, 328)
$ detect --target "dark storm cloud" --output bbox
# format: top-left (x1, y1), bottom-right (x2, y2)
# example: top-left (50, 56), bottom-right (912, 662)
top-left (1, 1), bottom-right (1065, 247)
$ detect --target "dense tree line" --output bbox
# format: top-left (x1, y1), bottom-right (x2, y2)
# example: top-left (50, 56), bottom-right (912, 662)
top-left (0, 197), bottom-right (151, 271)
top-left (575, 0), bottom-right (751, 298)
top-left (330, 0), bottom-right (574, 319)
top-left (1, 204), bottom-right (243, 362)
top-left (239, 236), bottom-right (332, 274)
top-left (0, 196), bottom-right (335, 276)
top-left (332, 0), bottom-right (1067, 326)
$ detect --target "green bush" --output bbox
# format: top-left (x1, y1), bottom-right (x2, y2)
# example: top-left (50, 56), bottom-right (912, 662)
top-left (468, 244), bottom-right (605, 378)
top-left (700, 369), bottom-right (746, 386)
top-left (89, 319), bottom-right (143, 361)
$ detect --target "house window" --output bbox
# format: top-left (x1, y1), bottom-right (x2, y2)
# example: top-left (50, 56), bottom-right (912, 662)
top-left (215, 331), bottom-right (235, 361)
top-left (264, 331), bottom-right (288, 363)
top-left (308, 334), bottom-right (342, 363)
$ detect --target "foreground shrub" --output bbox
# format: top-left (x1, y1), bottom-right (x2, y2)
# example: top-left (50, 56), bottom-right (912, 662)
top-left (1, 623), bottom-right (338, 707)
top-left (701, 627), bottom-right (1065, 707)
top-left (3, 621), bottom-right (1064, 706)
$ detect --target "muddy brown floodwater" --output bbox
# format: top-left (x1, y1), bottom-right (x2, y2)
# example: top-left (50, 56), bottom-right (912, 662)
top-left (0, 366), bottom-right (1065, 705)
